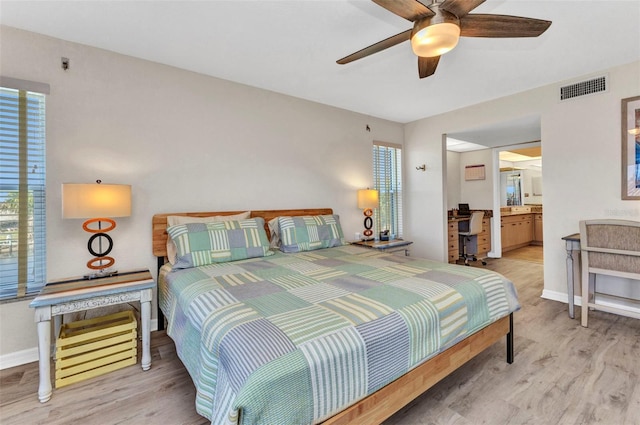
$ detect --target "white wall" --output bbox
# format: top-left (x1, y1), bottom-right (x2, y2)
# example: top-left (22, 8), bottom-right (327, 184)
top-left (446, 150), bottom-right (461, 209)
top-left (447, 149), bottom-right (494, 211)
top-left (0, 26), bottom-right (404, 364)
top-left (405, 60), bottom-right (640, 305)
top-left (459, 149), bottom-right (494, 210)
top-left (522, 167), bottom-right (543, 205)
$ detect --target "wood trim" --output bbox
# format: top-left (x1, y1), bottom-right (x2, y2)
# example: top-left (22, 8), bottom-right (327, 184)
top-left (152, 208), bottom-right (333, 257)
top-left (322, 315), bottom-right (511, 425)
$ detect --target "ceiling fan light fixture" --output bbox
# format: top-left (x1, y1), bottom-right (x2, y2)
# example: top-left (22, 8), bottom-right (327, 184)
top-left (411, 8), bottom-right (460, 58)
top-left (411, 22), bottom-right (460, 57)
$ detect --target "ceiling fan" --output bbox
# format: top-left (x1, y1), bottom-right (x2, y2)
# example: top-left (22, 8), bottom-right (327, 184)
top-left (337, 0), bottom-right (552, 79)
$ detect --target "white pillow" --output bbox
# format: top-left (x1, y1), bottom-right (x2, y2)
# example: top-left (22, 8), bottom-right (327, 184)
top-left (165, 211), bottom-right (251, 264)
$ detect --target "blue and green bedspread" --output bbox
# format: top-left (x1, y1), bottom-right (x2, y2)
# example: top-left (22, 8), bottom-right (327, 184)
top-left (159, 245), bottom-right (520, 425)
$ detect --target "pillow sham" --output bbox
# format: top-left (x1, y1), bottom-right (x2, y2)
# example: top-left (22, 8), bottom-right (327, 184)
top-left (166, 212), bottom-right (251, 264)
top-left (278, 214), bottom-right (345, 253)
top-left (167, 217), bottom-right (272, 269)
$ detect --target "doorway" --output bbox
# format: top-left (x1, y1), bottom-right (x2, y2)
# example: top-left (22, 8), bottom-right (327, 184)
top-left (444, 115), bottom-right (543, 260)
top-left (491, 141), bottom-right (542, 257)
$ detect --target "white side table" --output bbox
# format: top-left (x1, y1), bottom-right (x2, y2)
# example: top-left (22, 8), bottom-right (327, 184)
top-left (29, 269), bottom-right (155, 403)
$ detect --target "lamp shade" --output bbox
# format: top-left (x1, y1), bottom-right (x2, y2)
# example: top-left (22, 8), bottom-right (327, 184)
top-left (62, 183), bottom-right (131, 219)
top-left (357, 189), bottom-right (379, 210)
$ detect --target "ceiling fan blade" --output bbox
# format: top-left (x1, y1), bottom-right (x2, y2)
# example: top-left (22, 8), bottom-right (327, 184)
top-left (439, 0), bottom-right (485, 18)
top-left (460, 14), bottom-right (552, 38)
top-left (372, 0), bottom-right (434, 21)
top-left (418, 56), bottom-right (440, 78)
top-left (337, 29), bottom-right (412, 64)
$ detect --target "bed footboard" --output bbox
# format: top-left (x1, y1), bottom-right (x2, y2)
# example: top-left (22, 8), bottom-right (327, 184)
top-left (322, 314), bottom-right (514, 425)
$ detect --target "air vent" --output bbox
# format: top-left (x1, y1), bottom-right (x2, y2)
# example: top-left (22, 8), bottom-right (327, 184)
top-left (559, 75), bottom-right (607, 101)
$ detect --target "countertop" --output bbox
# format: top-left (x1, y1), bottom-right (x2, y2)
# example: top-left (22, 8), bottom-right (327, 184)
top-left (448, 210), bottom-right (493, 221)
top-left (501, 211), bottom-right (539, 217)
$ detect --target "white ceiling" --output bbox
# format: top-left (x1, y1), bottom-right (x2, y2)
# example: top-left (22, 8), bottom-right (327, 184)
top-left (1, 0), bottom-right (639, 130)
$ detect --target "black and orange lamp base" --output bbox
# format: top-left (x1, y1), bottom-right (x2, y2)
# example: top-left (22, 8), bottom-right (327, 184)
top-left (362, 208), bottom-right (374, 241)
top-left (83, 217), bottom-right (119, 279)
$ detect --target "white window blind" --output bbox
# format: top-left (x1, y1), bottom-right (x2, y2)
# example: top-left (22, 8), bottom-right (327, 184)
top-left (373, 142), bottom-right (403, 238)
top-left (0, 85), bottom-right (47, 300)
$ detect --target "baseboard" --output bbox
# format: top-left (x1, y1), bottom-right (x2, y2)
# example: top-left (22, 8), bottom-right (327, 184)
top-left (541, 289), bottom-right (582, 306)
top-left (541, 290), bottom-right (640, 315)
top-left (0, 318), bottom-right (159, 370)
top-left (0, 347), bottom-right (39, 370)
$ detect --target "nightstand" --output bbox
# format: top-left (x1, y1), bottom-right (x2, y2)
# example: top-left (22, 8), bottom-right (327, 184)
top-left (29, 269), bottom-right (155, 403)
top-left (351, 239), bottom-right (413, 256)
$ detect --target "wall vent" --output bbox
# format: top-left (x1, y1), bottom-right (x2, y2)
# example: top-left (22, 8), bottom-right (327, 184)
top-left (559, 75), bottom-right (607, 101)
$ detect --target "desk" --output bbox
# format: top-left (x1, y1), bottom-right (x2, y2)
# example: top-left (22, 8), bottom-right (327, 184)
top-left (447, 218), bottom-right (468, 263)
top-left (561, 233), bottom-right (580, 319)
top-left (351, 239), bottom-right (413, 256)
top-left (447, 216), bottom-right (492, 264)
top-left (29, 269), bottom-right (155, 403)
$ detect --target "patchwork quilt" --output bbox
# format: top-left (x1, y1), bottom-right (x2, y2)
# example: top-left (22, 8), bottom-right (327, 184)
top-left (159, 245), bottom-right (520, 425)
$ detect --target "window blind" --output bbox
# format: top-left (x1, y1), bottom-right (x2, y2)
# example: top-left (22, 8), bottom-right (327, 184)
top-left (373, 142), bottom-right (403, 238)
top-left (0, 86), bottom-right (47, 300)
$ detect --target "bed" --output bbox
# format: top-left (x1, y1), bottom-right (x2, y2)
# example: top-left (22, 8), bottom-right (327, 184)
top-left (152, 208), bottom-right (519, 425)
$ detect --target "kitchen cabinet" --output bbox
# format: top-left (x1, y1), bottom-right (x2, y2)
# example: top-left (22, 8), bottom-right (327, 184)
top-left (533, 214), bottom-right (543, 244)
top-left (501, 214), bottom-right (534, 252)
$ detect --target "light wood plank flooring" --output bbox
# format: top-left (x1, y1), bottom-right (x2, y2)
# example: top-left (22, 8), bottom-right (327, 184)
top-left (2, 250), bottom-right (639, 425)
top-left (502, 245), bottom-right (544, 264)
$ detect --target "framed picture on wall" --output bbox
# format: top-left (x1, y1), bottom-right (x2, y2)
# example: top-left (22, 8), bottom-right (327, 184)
top-left (464, 164), bottom-right (486, 181)
top-left (622, 95), bottom-right (640, 200)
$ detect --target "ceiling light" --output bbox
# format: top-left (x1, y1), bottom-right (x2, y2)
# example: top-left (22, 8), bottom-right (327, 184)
top-left (411, 9), bottom-right (460, 58)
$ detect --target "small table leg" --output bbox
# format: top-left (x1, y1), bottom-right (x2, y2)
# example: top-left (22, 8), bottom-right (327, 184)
top-left (565, 241), bottom-right (575, 319)
top-left (36, 319), bottom-right (52, 403)
top-left (140, 289), bottom-right (152, 371)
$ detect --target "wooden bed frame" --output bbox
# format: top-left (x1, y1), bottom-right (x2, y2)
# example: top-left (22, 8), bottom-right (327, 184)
top-left (152, 208), bottom-right (514, 425)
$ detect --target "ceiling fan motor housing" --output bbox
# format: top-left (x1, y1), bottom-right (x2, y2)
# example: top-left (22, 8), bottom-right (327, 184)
top-left (411, 6), bottom-right (460, 57)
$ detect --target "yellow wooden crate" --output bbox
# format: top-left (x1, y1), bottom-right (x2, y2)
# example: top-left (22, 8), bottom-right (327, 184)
top-left (55, 310), bottom-right (137, 388)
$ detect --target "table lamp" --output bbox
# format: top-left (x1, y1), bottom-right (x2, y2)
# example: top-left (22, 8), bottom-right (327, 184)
top-left (357, 189), bottom-right (379, 241)
top-left (62, 180), bottom-right (131, 279)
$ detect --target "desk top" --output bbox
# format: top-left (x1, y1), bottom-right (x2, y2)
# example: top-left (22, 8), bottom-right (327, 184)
top-left (30, 269), bottom-right (154, 308)
top-left (562, 233), bottom-right (581, 242)
top-left (448, 217), bottom-right (470, 222)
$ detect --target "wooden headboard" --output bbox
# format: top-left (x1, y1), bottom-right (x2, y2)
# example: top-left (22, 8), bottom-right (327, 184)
top-left (152, 208), bottom-right (333, 258)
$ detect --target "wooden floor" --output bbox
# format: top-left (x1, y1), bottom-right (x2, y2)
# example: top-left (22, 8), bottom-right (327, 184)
top-left (2, 246), bottom-right (639, 425)
top-left (501, 244), bottom-right (544, 264)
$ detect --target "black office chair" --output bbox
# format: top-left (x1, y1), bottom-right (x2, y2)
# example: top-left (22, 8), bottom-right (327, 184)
top-left (459, 211), bottom-right (486, 266)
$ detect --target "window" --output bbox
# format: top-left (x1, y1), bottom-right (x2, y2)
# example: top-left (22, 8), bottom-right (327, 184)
top-left (0, 80), bottom-right (47, 300)
top-left (373, 142), bottom-right (403, 238)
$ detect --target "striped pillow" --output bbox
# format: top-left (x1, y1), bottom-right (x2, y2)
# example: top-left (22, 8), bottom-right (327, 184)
top-left (165, 212), bottom-right (251, 265)
top-left (278, 215), bottom-right (345, 253)
top-left (167, 217), bottom-right (273, 269)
